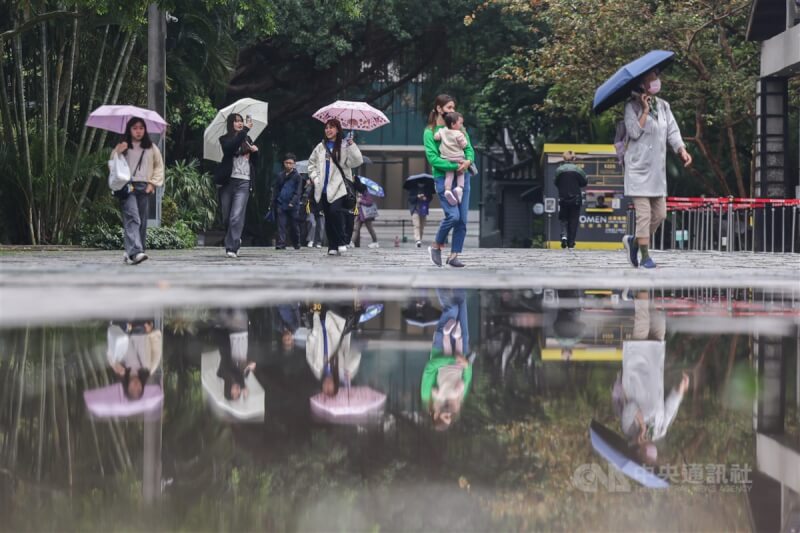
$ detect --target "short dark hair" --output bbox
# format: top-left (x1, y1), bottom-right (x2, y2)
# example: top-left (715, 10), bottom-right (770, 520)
top-left (283, 153), bottom-right (297, 162)
top-left (443, 112), bottom-right (463, 129)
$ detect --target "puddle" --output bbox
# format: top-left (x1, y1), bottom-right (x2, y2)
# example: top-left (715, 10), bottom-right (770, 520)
top-left (0, 287), bottom-right (797, 531)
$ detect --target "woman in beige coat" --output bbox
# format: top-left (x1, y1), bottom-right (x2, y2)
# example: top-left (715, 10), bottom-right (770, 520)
top-left (110, 117), bottom-right (165, 265)
top-left (307, 119), bottom-right (363, 255)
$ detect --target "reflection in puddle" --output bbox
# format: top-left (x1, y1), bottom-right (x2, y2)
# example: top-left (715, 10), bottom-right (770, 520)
top-left (0, 287), bottom-right (797, 531)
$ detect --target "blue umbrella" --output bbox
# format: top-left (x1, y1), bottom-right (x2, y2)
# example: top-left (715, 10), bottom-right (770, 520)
top-left (357, 176), bottom-right (385, 197)
top-left (359, 304), bottom-right (384, 324)
top-left (589, 420), bottom-right (669, 489)
top-left (592, 50), bottom-right (675, 115)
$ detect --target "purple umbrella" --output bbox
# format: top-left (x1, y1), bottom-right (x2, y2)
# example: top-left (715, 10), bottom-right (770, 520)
top-left (310, 386), bottom-right (386, 425)
top-left (83, 383), bottom-right (164, 418)
top-left (86, 104), bottom-right (168, 134)
top-left (313, 100), bottom-right (389, 131)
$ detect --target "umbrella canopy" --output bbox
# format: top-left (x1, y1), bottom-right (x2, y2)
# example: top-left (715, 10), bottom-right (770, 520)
top-left (403, 173), bottom-right (435, 191)
top-left (310, 386), bottom-right (386, 425)
top-left (589, 419), bottom-right (669, 488)
top-left (86, 105), bottom-right (168, 134)
top-left (203, 98), bottom-right (269, 162)
top-left (359, 304), bottom-right (384, 323)
top-left (313, 100), bottom-right (389, 131)
top-left (357, 176), bottom-right (385, 197)
top-left (84, 383), bottom-right (164, 418)
top-left (201, 351), bottom-right (265, 422)
top-left (402, 303), bottom-right (441, 328)
top-left (295, 160), bottom-right (309, 174)
top-left (592, 50), bottom-right (675, 115)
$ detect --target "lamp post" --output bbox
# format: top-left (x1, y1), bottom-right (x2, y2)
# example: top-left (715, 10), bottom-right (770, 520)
top-left (147, 4), bottom-right (166, 226)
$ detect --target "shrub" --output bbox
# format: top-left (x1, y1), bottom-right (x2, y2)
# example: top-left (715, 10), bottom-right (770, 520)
top-left (80, 221), bottom-right (197, 250)
top-left (161, 196), bottom-right (180, 227)
top-left (165, 159), bottom-right (217, 232)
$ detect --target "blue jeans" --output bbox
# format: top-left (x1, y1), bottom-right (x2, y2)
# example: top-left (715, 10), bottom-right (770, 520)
top-left (434, 173), bottom-right (470, 254)
top-left (433, 289), bottom-right (469, 355)
top-left (219, 178), bottom-right (250, 253)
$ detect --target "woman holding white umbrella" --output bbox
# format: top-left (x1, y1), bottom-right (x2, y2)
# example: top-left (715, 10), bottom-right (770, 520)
top-left (212, 114), bottom-right (259, 258)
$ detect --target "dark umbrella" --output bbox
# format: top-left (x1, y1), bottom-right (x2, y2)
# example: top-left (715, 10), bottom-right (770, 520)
top-left (592, 50), bottom-right (675, 115)
top-left (404, 173), bottom-right (435, 194)
top-left (589, 419), bottom-right (669, 488)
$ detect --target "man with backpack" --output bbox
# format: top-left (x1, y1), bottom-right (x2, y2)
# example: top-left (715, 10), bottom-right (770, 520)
top-left (554, 151), bottom-right (588, 249)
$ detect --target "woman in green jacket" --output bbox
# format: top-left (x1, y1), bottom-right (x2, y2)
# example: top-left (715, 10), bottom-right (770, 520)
top-left (423, 94), bottom-right (475, 268)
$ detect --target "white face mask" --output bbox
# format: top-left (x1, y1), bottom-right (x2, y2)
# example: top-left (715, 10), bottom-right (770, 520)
top-left (648, 78), bottom-right (661, 95)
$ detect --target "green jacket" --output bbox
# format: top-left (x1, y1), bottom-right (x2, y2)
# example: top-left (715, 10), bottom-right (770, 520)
top-left (420, 348), bottom-right (473, 408)
top-left (423, 125), bottom-right (475, 179)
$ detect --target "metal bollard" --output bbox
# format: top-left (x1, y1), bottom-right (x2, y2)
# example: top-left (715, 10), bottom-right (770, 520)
top-left (781, 206), bottom-right (786, 253)
top-left (671, 211), bottom-right (676, 250)
top-left (792, 205), bottom-right (797, 254)
top-left (771, 205), bottom-right (775, 253)
top-left (726, 199), bottom-right (733, 252)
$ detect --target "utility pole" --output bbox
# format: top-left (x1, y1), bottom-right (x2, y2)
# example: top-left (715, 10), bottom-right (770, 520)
top-left (147, 3), bottom-right (166, 226)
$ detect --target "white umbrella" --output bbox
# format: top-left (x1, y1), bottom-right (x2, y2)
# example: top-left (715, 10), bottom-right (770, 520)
top-left (312, 100), bottom-right (389, 131)
top-left (201, 351), bottom-right (265, 422)
top-left (295, 160), bottom-right (309, 175)
top-left (203, 98), bottom-right (268, 162)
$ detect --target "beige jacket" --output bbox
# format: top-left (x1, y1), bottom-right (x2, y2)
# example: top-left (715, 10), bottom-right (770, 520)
top-left (307, 142), bottom-right (364, 203)
top-left (433, 128), bottom-right (467, 160)
top-left (109, 144), bottom-right (165, 187)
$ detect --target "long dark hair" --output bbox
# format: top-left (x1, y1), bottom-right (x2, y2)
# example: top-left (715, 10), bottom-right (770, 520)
top-left (427, 94), bottom-right (455, 129)
top-left (121, 367), bottom-right (151, 400)
top-left (224, 113), bottom-right (252, 154)
top-left (323, 118), bottom-right (343, 164)
top-left (123, 117), bottom-right (153, 150)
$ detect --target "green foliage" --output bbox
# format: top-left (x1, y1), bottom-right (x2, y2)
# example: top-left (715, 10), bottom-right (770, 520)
top-left (80, 220), bottom-right (196, 249)
top-left (164, 159), bottom-right (217, 232)
top-left (160, 195), bottom-right (180, 227)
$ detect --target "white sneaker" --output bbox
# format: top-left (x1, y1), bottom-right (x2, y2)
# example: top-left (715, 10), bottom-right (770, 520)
top-left (307, 242), bottom-right (314, 248)
top-left (416, 240), bottom-right (422, 248)
top-left (131, 252), bottom-right (148, 265)
top-left (368, 242), bottom-right (380, 249)
top-left (226, 251), bottom-right (238, 259)
top-left (338, 245), bottom-right (347, 254)
top-left (328, 249), bottom-right (340, 256)
top-left (348, 242), bottom-right (355, 248)
top-left (123, 253), bottom-right (131, 264)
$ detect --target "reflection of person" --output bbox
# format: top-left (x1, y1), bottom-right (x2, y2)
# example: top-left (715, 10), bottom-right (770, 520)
top-left (421, 289), bottom-right (472, 430)
top-left (276, 303), bottom-right (300, 352)
top-left (614, 291), bottom-right (689, 464)
top-left (554, 151), bottom-right (587, 249)
top-left (621, 69), bottom-right (692, 269)
top-left (305, 304), bottom-right (362, 396)
top-left (552, 290), bottom-right (586, 361)
top-left (213, 309), bottom-right (255, 401)
top-left (108, 320), bottom-right (163, 400)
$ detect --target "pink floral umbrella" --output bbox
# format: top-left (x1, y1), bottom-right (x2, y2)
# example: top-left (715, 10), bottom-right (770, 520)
top-left (312, 100), bottom-right (389, 131)
top-left (83, 383), bottom-right (164, 418)
top-left (310, 386), bottom-right (386, 425)
top-left (86, 104), bottom-right (168, 134)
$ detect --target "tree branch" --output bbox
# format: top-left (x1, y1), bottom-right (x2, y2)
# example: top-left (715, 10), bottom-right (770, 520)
top-left (0, 11), bottom-right (80, 42)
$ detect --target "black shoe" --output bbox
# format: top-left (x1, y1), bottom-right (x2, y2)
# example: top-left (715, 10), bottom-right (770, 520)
top-left (560, 236), bottom-right (568, 249)
top-left (446, 257), bottom-right (465, 268)
top-left (275, 246), bottom-right (286, 250)
top-left (428, 246), bottom-right (442, 267)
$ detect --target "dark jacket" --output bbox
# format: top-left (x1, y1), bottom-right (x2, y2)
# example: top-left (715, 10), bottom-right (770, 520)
top-left (213, 127), bottom-right (258, 187)
top-left (272, 169), bottom-right (303, 210)
top-left (554, 163), bottom-right (588, 202)
top-left (300, 175), bottom-right (314, 211)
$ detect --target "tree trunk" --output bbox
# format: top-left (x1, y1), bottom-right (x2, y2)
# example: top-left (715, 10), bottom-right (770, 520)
top-left (59, 349), bottom-right (73, 485)
top-left (96, 33), bottom-right (136, 151)
top-left (0, 47), bottom-right (17, 155)
top-left (73, 25), bottom-right (107, 167)
top-left (13, 33), bottom-right (36, 244)
top-left (51, 30), bottom-right (66, 166)
top-left (55, 19), bottom-right (78, 243)
top-left (723, 95), bottom-right (747, 197)
top-left (88, 31), bottom-right (131, 154)
top-left (40, 23), bottom-right (49, 186)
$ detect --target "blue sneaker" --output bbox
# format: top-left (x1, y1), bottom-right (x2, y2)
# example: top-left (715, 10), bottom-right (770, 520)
top-left (622, 235), bottom-right (639, 268)
top-left (640, 257), bottom-right (657, 269)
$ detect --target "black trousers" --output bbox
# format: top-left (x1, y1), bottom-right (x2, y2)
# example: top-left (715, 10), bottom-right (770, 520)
top-left (276, 207), bottom-right (301, 248)
top-left (321, 196), bottom-right (347, 251)
top-left (558, 200), bottom-right (582, 247)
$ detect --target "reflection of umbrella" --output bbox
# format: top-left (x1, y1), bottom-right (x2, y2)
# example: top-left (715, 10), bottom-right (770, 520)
top-left (593, 50), bottom-right (675, 114)
top-left (313, 100), bottom-right (389, 131)
top-left (357, 176), bottom-right (384, 197)
top-left (402, 303), bottom-right (441, 328)
top-left (201, 351), bottom-right (265, 422)
top-left (589, 419), bottom-right (668, 488)
top-left (359, 304), bottom-right (384, 323)
top-left (86, 105), bottom-right (168, 134)
top-left (203, 98), bottom-right (269, 162)
top-left (84, 383), bottom-right (163, 418)
top-left (310, 386), bottom-right (386, 425)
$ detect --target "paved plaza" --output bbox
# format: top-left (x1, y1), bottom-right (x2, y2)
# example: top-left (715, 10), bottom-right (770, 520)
top-left (1, 246), bottom-right (797, 326)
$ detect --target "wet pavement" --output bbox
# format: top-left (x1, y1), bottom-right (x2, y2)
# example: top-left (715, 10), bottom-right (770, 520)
top-left (0, 280), bottom-right (798, 532)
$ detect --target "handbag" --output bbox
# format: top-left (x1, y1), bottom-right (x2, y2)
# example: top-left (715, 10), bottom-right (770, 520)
top-left (108, 152), bottom-right (131, 191)
top-left (324, 143), bottom-right (357, 210)
top-left (418, 200), bottom-right (430, 217)
top-left (111, 150), bottom-right (145, 199)
top-left (361, 203), bottom-right (379, 220)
